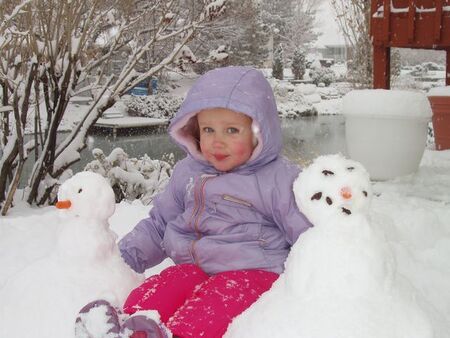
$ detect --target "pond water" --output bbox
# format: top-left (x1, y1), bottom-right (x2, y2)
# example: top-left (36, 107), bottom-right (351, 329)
top-left (281, 115), bottom-right (347, 165)
top-left (21, 115), bottom-right (347, 186)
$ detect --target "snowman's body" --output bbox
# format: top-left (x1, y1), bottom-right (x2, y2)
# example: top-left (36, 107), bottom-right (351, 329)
top-left (0, 172), bottom-right (143, 338)
top-left (286, 213), bottom-right (393, 300)
top-left (225, 154), bottom-right (433, 338)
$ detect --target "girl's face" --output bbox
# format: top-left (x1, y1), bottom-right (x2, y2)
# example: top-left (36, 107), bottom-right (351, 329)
top-left (197, 108), bottom-right (255, 172)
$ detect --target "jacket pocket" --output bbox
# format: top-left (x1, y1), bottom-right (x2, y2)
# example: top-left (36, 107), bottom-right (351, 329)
top-left (209, 194), bottom-right (263, 237)
top-left (210, 194), bottom-right (257, 216)
top-left (221, 194), bottom-right (253, 207)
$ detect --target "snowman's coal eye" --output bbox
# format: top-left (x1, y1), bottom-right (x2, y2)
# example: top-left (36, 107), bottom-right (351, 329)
top-left (326, 197), bottom-right (333, 205)
top-left (363, 191), bottom-right (368, 197)
top-left (347, 167), bottom-right (355, 171)
top-left (78, 188), bottom-right (83, 193)
top-left (342, 207), bottom-right (351, 215)
top-left (322, 170), bottom-right (334, 176)
top-left (311, 192), bottom-right (322, 201)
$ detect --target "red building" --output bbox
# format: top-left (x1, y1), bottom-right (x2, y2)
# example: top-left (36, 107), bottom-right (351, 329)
top-left (371, 0), bottom-right (450, 88)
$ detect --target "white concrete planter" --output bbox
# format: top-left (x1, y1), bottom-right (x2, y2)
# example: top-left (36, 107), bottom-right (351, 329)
top-left (343, 90), bottom-right (432, 181)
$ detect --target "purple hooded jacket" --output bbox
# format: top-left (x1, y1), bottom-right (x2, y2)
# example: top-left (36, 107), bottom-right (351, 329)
top-left (119, 66), bottom-right (312, 275)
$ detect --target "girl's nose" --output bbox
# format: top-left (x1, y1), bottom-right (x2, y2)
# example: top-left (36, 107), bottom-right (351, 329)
top-left (212, 134), bottom-right (225, 147)
top-left (212, 141), bottom-right (225, 148)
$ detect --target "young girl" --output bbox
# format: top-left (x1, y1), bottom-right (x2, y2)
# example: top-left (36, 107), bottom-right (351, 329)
top-left (75, 66), bottom-right (312, 338)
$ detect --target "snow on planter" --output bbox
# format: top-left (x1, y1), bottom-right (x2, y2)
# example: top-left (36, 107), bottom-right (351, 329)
top-left (343, 89), bottom-right (432, 180)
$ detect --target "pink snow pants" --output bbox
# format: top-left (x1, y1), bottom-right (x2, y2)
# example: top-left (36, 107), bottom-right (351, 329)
top-left (123, 264), bottom-right (278, 338)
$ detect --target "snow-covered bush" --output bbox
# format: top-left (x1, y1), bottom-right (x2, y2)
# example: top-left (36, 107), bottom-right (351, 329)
top-left (269, 79), bottom-right (317, 118)
top-left (410, 64), bottom-right (426, 77)
top-left (291, 48), bottom-right (306, 80)
top-left (310, 67), bottom-right (336, 87)
top-left (123, 94), bottom-right (183, 120)
top-left (272, 44), bottom-right (284, 80)
top-left (84, 148), bottom-right (173, 205)
top-left (421, 62), bottom-right (444, 71)
top-left (392, 74), bottom-right (425, 91)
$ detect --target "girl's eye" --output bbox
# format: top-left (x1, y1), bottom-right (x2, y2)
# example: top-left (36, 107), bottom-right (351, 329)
top-left (227, 127), bottom-right (239, 134)
top-left (202, 127), bottom-right (214, 133)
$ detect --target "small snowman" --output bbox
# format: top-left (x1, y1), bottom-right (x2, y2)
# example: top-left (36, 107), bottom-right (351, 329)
top-left (225, 154), bottom-right (433, 338)
top-left (0, 172), bottom-right (143, 338)
top-left (55, 171), bottom-right (118, 260)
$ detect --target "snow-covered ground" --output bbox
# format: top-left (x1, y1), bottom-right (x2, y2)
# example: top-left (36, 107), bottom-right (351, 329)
top-left (0, 149), bottom-right (449, 337)
top-left (2, 67), bottom-right (449, 337)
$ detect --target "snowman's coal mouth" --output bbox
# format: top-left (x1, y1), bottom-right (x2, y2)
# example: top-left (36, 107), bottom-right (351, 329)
top-left (341, 207), bottom-right (351, 215)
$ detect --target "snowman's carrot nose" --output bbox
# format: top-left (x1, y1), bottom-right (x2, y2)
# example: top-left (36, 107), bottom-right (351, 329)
top-left (56, 200), bottom-right (72, 209)
top-left (340, 187), bottom-right (352, 200)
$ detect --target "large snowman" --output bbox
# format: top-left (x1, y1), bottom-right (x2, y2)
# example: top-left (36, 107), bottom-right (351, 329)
top-left (225, 154), bottom-right (434, 338)
top-left (0, 172), bottom-right (143, 338)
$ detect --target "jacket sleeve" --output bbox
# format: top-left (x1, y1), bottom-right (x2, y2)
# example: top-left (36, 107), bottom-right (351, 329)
top-left (259, 160), bottom-right (313, 246)
top-left (118, 162), bottom-right (185, 273)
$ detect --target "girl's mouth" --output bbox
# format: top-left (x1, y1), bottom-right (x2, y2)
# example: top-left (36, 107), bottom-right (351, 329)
top-left (214, 154), bottom-right (228, 161)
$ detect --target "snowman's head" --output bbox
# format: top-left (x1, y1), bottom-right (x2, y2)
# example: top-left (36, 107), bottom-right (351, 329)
top-left (293, 154), bottom-right (372, 226)
top-left (56, 172), bottom-right (115, 221)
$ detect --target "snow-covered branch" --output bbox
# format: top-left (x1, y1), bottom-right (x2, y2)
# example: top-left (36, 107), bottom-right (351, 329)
top-left (0, 0), bottom-right (227, 212)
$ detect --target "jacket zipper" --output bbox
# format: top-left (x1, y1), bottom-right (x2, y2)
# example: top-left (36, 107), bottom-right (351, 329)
top-left (187, 178), bottom-right (200, 232)
top-left (189, 175), bottom-right (214, 265)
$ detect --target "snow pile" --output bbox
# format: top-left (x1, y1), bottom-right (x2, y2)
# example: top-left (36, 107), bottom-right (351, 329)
top-left (207, 45), bottom-right (228, 62)
top-left (84, 148), bottom-right (173, 205)
top-left (1, 150), bottom-right (450, 338)
top-left (226, 154), bottom-right (447, 338)
top-left (269, 79), bottom-right (318, 117)
top-left (344, 89), bottom-right (432, 118)
top-left (102, 100), bottom-right (127, 118)
top-left (0, 172), bottom-right (143, 338)
top-left (371, 149), bottom-right (450, 322)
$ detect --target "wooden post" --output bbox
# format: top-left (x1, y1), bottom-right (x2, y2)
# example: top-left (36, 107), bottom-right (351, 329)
top-left (435, 0), bottom-right (443, 42)
top-left (407, 0), bottom-right (416, 42)
top-left (446, 50), bottom-right (450, 86)
top-left (383, 0), bottom-right (391, 42)
top-left (373, 45), bottom-right (391, 89)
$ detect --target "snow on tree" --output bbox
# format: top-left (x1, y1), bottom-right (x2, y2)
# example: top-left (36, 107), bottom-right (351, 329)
top-left (261, 0), bottom-right (321, 59)
top-left (223, 0), bottom-right (270, 67)
top-left (191, 0), bottom-right (270, 71)
top-left (291, 48), bottom-right (306, 80)
top-left (0, 0), bottom-right (226, 214)
top-left (283, 0), bottom-right (321, 55)
top-left (260, 0), bottom-right (296, 47)
top-left (272, 44), bottom-right (284, 80)
top-left (331, 0), bottom-right (372, 88)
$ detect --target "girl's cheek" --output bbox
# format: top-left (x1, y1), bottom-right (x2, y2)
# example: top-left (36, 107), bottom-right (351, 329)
top-left (234, 142), bottom-right (252, 157)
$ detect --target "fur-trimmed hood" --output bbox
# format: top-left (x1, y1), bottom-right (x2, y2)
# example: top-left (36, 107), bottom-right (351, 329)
top-left (169, 66), bottom-right (282, 174)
